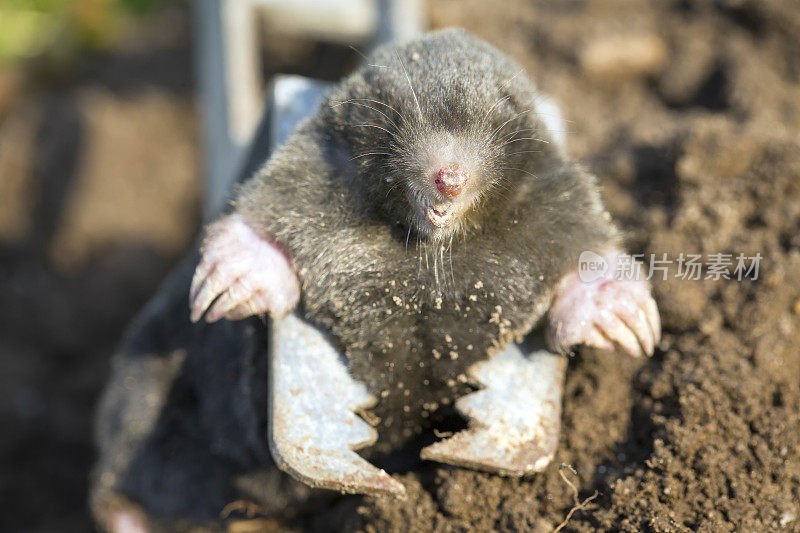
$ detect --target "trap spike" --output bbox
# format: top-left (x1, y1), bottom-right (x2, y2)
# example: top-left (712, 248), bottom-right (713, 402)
top-left (269, 312), bottom-right (406, 498)
top-left (421, 340), bottom-right (567, 476)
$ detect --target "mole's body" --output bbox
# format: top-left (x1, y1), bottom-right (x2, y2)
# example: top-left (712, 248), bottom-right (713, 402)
top-left (190, 29), bottom-right (659, 451)
top-left (93, 29), bottom-right (661, 532)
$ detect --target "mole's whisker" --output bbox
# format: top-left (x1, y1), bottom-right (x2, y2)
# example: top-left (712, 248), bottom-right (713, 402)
top-left (417, 234), bottom-right (422, 277)
top-left (347, 97), bottom-right (404, 120)
top-left (500, 67), bottom-right (525, 89)
top-left (383, 181), bottom-right (404, 200)
top-left (499, 136), bottom-right (549, 148)
top-left (350, 151), bottom-right (392, 161)
top-left (349, 123), bottom-right (395, 136)
top-left (506, 150), bottom-right (543, 156)
top-left (348, 45), bottom-right (394, 70)
top-left (394, 48), bottom-right (424, 120)
top-left (488, 109), bottom-right (533, 143)
top-left (497, 126), bottom-right (536, 145)
top-left (502, 166), bottom-right (540, 180)
top-left (482, 95), bottom-right (511, 122)
top-left (336, 100), bottom-right (399, 129)
top-left (448, 234), bottom-right (455, 288)
top-left (433, 249), bottom-right (439, 289)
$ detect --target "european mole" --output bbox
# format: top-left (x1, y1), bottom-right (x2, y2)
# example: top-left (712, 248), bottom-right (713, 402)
top-left (189, 29), bottom-right (660, 452)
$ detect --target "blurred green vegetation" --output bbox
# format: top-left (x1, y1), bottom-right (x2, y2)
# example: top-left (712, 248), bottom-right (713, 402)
top-left (0, 0), bottom-right (171, 69)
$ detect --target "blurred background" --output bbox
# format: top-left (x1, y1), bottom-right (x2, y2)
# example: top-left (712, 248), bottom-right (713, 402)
top-left (1, 1), bottom-right (799, 531)
top-left (0, 1), bottom-right (362, 530)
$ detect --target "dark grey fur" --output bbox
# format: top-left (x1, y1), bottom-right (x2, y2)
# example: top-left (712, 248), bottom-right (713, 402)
top-left (235, 29), bottom-right (617, 450)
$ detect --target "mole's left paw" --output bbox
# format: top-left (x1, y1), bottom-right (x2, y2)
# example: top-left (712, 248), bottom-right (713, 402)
top-left (547, 252), bottom-right (661, 357)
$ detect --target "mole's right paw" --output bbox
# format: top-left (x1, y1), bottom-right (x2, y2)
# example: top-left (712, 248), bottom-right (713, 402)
top-left (189, 214), bottom-right (300, 323)
top-left (546, 251), bottom-right (661, 357)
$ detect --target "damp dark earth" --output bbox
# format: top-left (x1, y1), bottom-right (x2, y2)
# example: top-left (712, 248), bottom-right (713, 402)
top-left (1, 1), bottom-right (799, 531)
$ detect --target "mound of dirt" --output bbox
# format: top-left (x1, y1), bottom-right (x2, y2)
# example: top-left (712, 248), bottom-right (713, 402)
top-left (313, 1), bottom-right (800, 531)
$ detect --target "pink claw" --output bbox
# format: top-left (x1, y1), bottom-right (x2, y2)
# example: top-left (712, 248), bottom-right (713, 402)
top-left (547, 250), bottom-right (661, 357)
top-left (189, 214), bottom-right (300, 323)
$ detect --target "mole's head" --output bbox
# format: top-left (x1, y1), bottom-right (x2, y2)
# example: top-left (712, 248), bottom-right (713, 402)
top-left (330, 29), bottom-right (558, 243)
top-left (393, 121), bottom-right (504, 242)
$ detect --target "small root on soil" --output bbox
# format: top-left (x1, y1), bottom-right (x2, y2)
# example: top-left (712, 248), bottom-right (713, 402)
top-left (553, 464), bottom-right (599, 533)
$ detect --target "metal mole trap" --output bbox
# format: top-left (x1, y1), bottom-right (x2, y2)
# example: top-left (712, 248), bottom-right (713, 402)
top-left (419, 341), bottom-right (566, 476)
top-left (269, 312), bottom-right (406, 498)
top-left (269, 312), bottom-right (567, 498)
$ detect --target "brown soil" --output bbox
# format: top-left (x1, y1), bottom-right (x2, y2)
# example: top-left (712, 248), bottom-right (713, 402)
top-left (1, 1), bottom-right (799, 532)
top-left (330, 2), bottom-right (800, 531)
top-left (0, 8), bottom-right (200, 532)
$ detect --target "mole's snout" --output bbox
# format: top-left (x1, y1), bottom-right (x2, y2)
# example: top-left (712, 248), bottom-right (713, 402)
top-left (435, 166), bottom-right (469, 197)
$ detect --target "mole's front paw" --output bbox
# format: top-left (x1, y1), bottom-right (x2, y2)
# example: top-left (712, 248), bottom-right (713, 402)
top-left (189, 214), bottom-right (300, 323)
top-left (547, 252), bottom-right (661, 357)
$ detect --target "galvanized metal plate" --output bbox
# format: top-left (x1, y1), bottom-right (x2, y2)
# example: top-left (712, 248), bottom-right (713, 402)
top-left (420, 343), bottom-right (567, 476)
top-left (268, 312), bottom-right (406, 498)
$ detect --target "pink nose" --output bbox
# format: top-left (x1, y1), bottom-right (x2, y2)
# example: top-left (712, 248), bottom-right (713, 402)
top-left (435, 167), bottom-right (469, 196)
